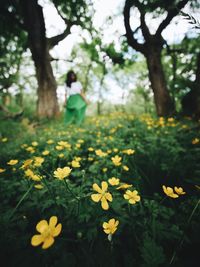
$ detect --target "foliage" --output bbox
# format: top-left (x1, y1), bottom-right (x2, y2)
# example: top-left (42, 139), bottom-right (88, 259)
top-left (0, 113), bottom-right (199, 266)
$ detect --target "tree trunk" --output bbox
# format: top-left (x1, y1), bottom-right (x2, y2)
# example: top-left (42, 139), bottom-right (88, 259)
top-left (182, 52), bottom-right (200, 119)
top-left (146, 45), bottom-right (175, 116)
top-left (20, 0), bottom-right (59, 118)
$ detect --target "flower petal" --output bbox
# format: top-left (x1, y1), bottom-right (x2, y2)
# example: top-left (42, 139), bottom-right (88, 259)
top-left (49, 216), bottom-right (58, 228)
top-left (102, 222), bottom-right (108, 229)
top-left (93, 183), bottom-right (102, 193)
top-left (101, 181), bottom-right (108, 191)
top-left (42, 236), bottom-right (55, 249)
top-left (105, 192), bottom-right (112, 202)
top-left (53, 223), bottom-right (62, 237)
top-left (101, 197), bottom-right (109, 210)
top-left (36, 220), bottom-right (48, 233)
top-left (91, 193), bottom-right (101, 202)
top-left (31, 234), bottom-right (44, 246)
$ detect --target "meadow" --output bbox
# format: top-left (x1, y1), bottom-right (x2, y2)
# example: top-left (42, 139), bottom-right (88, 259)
top-left (0, 113), bottom-right (199, 267)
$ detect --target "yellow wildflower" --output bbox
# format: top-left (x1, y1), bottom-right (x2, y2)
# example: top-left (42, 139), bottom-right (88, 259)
top-left (56, 145), bottom-right (64, 151)
top-left (2, 137), bottom-right (8, 142)
top-left (71, 160), bottom-right (80, 168)
top-left (74, 157), bottom-right (81, 162)
top-left (88, 147), bottom-right (94, 152)
top-left (192, 138), bottom-right (199, 145)
top-left (32, 141), bottom-right (38, 147)
top-left (0, 168), bottom-right (6, 173)
top-left (58, 153), bottom-right (64, 158)
top-left (34, 157), bottom-right (44, 167)
top-left (76, 143), bottom-right (81, 148)
top-left (174, 186), bottom-right (186, 195)
top-left (42, 150), bottom-right (50, 156)
top-left (108, 177), bottom-right (120, 186)
top-left (26, 146), bottom-right (35, 153)
top-left (116, 183), bottom-right (132, 190)
top-left (162, 185), bottom-right (179, 198)
top-left (47, 139), bottom-right (54, 144)
top-left (103, 218), bottom-right (119, 235)
top-left (34, 184), bottom-right (44, 190)
top-left (122, 149), bottom-right (135, 155)
top-left (31, 216), bottom-right (62, 249)
top-left (88, 157), bottom-right (94, 161)
top-left (7, 159), bottom-right (18, 165)
top-left (21, 159), bottom-right (33, 169)
top-left (111, 155), bottom-right (122, 166)
top-left (54, 167), bottom-right (72, 180)
top-left (123, 165), bottom-right (129, 171)
top-left (124, 190), bottom-right (141, 204)
top-left (95, 149), bottom-right (107, 157)
top-left (91, 181), bottom-right (112, 210)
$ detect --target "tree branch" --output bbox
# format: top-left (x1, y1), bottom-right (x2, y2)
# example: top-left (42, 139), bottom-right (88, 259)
top-left (47, 26), bottom-right (71, 49)
top-left (123, 0), bottom-right (145, 54)
top-left (156, 0), bottom-right (189, 37)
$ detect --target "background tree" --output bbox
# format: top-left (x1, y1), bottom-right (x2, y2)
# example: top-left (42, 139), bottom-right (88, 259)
top-left (123, 0), bottom-right (190, 117)
top-left (0, 0), bottom-right (93, 118)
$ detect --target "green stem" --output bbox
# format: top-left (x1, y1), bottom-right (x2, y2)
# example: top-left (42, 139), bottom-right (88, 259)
top-left (9, 183), bottom-right (34, 219)
top-left (63, 179), bottom-right (79, 200)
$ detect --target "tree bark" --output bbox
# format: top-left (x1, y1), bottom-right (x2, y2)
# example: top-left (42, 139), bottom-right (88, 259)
top-left (182, 52), bottom-right (200, 118)
top-left (20, 0), bottom-right (59, 118)
top-left (146, 44), bottom-right (175, 116)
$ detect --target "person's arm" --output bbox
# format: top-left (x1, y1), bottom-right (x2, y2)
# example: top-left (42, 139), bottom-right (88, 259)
top-left (80, 90), bottom-right (89, 105)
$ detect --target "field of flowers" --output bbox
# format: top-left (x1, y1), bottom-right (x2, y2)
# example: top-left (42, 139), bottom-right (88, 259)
top-left (0, 113), bottom-right (199, 267)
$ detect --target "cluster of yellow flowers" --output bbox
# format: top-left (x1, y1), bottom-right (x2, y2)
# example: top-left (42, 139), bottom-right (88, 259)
top-left (162, 185), bottom-right (186, 198)
top-left (91, 179), bottom-right (141, 239)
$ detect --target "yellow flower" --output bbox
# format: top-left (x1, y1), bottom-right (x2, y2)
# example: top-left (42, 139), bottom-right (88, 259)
top-left (58, 153), bottom-right (64, 158)
top-left (162, 185), bottom-right (179, 198)
top-left (111, 155), bottom-right (122, 166)
top-left (42, 150), bottom-right (50, 156)
top-left (0, 168), bottom-right (6, 173)
top-left (26, 146), bottom-right (35, 153)
top-left (116, 183), bottom-right (132, 190)
top-left (7, 159), bottom-right (18, 165)
top-left (32, 141), bottom-right (38, 147)
top-left (108, 177), bottom-right (120, 186)
top-left (31, 216), bottom-right (62, 249)
top-left (2, 137), bottom-right (8, 142)
top-left (88, 147), bottom-right (94, 151)
top-left (71, 160), bottom-right (80, 168)
top-left (34, 184), bottom-right (44, 189)
top-left (88, 157), bottom-right (94, 161)
top-left (24, 169), bottom-right (42, 181)
top-left (103, 218), bottom-right (119, 235)
top-left (95, 149), bottom-right (107, 157)
top-left (122, 149), bottom-right (135, 155)
top-left (124, 190), bottom-right (141, 204)
top-left (76, 143), bottom-right (81, 148)
top-left (54, 167), bottom-right (72, 180)
top-left (123, 165), bottom-right (129, 171)
top-left (56, 145), bottom-right (64, 151)
top-left (192, 138), bottom-right (199, 145)
top-left (21, 159), bottom-right (33, 169)
top-left (34, 157), bottom-right (44, 167)
top-left (102, 168), bottom-right (107, 172)
top-left (91, 181), bottom-right (112, 210)
top-left (74, 156), bottom-right (81, 162)
top-left (47, 139), bottom-right (54, 144)
top-left (174, 186), bottom-right (186, 195)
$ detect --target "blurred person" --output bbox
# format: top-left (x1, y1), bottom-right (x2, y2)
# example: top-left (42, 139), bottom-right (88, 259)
top-left (64, 70), bottom-right (89, 125)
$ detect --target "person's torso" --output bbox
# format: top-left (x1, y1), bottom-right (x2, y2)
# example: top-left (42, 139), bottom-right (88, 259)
top-left (66, 81), bottom-right (82, 96)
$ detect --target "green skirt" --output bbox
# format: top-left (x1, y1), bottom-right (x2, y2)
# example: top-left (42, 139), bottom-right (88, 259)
top-left (64, 94), bottom-right (87, 125)
top-left (67, 94), bottom-right (86, 110)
